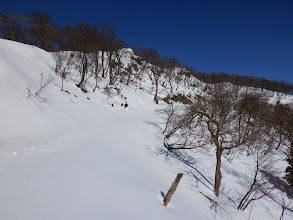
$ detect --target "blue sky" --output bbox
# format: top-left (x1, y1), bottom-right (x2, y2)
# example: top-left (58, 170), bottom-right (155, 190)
top-left (2, 0), bottom-right (293, 83)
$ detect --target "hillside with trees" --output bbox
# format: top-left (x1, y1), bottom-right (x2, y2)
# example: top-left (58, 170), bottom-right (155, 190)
top-left (1, 10), bottom-right (293, 220)
top-left (1, 11), bottom-right (293, 95)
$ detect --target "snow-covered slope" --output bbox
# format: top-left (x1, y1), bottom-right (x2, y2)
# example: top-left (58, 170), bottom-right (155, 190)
top-left (0, 39), bottom-right (292, 219)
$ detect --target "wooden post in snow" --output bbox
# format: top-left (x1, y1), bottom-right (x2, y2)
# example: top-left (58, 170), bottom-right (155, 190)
top-left (163, 173), bottom-right (183, 207)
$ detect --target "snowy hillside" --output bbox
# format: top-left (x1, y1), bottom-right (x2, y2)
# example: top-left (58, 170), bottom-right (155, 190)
top-left (0, 38), bottom-right (292, 220)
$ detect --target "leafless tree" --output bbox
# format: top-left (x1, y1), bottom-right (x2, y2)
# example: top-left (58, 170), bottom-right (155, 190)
top-left (66, 22), bottom-right (97, 90)
top-left (52, 51), bottom-right (75, 91)
top-left (0, 12), bottom-right (27, 43)
top-left (279, 191), bottom-right (293, 220)
top-left (131, 56), bottom-right (148, 90)
top-left (140, 48), bottom-right (165, 103)
top-left (91, 50), bottom-right (102, 92)
top-left (88, 32), bottom-right (104, 92)
top-left (27, 73), bottom-right (54, 102)
top-left (100, 23), bottom-right (127, 86)
top-left (26, 11), bottom-right (58, 51)
top-left (110, 47), bottom-right (126, 86)
top-left (99, 23), bottom-right (112, 79)
top-left (163, 83), bottom-right (272, 197)
top-left (163, 57), bottom-right (180, 94)
top-left (268, 102), bottom-right (293, 187)
top-left (237, 148), bottom-right (276, 211)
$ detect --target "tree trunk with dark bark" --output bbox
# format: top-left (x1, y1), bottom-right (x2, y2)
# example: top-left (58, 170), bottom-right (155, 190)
top-left (215, 147), bottom-right (223, 197)
top-left (77, 55), bottom-right (88, 89)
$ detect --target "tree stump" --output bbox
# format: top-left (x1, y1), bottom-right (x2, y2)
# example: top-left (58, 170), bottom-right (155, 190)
top-left (163, 173), bottom-right (183, 206)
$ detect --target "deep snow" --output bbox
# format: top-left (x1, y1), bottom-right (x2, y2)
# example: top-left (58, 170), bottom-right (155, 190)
top-left (0, 38), bottom-right (292, 219)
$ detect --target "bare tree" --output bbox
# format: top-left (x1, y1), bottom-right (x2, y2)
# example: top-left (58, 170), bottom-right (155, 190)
top-left (0, 12), bottom-right (27, 43)
top-left (89, 32), bottom-right (103, 92)
top-left (91, 50), bottom-right (102, 92)
top-left (66, 22), bottom-right (97, 90)
top-left (140, 48), bottom-right (165, 104)
top-left (130, 56), bottom-right (148, 90)
top-left (237, 148), bottom-right (276, 211)
top-left (279, 191), bottom-right (293, 220)
top-left (269, 102), bottom-right (293, 187)
top-left (100, 23), bottom-right (127, 86)
top-left (99, 23), bottom-right (112, 79)
top-left (109, 47), bottom-right (126, 86)
top-left (164, 57), bottom-right (181, 94)
top-left (26, 11), bottom-right (58, 51)
top-left (27, 73), bottom-right (54, 102)
top-left (163, 84), bottom-right (271, 197)
top-left (52, 51), bottom-right (75, 91)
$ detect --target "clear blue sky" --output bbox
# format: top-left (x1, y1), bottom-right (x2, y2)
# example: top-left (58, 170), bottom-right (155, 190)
top-left (2, 0), bottom-right (293, 83)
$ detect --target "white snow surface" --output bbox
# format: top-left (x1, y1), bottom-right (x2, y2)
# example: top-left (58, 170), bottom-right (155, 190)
top-left (0, 38), bottom-right (292, 220)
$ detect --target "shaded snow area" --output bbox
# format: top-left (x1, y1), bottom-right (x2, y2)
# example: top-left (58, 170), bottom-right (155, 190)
top-left (0, 39), bottom-right (292, 219)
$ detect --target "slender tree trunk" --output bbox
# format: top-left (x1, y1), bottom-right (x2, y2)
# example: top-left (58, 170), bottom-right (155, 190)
top-left (61, 77), bottom-right (64, 91)
top-left (169, 76), bottom-right (174, 94)
top-left (109, 53), bottom-right (114, 85)
top-left (77, 65), bottom-right (86, 88)
top-left (215, 147), bottom-right (223, 197)
top-left (238, 158), bottom-right (259, 210)
top-left (154, 77), bottom-right (159, 104)
top-left (275, 134), bottom-right (282, 150)
top-left (77, 55), bottom-right (87, 88)
top-left (93, 74), bottom-right (98, 92)
top-left (93, 54), bottom-right (99, 92)
top-left (102, 51), bottom-right (106, 78)
top-left (237, 183), bottom-right (254, 210)
top-left (126, 72), bottom-right (131, 86)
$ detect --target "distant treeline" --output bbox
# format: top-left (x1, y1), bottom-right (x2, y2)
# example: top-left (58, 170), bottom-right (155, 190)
top-left (194, 72), bottom-right (293, 95)
top-left (1, 11), bottom-right (292, 94)
top-left (0, 11), bottom-right (127, 52)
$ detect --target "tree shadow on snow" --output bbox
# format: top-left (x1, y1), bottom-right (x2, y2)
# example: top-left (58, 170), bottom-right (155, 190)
top-left (262, 171), bottom-right (293, 199)
top-left (156, 147), bottom-right (214, 190)
top-left (160, 191), bottom-right (165, 199)
top-left (154, 147), bottom-right (238, 206)
top-left (143, 120), bottom-right (163, 132)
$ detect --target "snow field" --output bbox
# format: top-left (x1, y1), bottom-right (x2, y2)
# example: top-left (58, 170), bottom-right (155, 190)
top-left (0, 39), bottom-right (292, 219)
